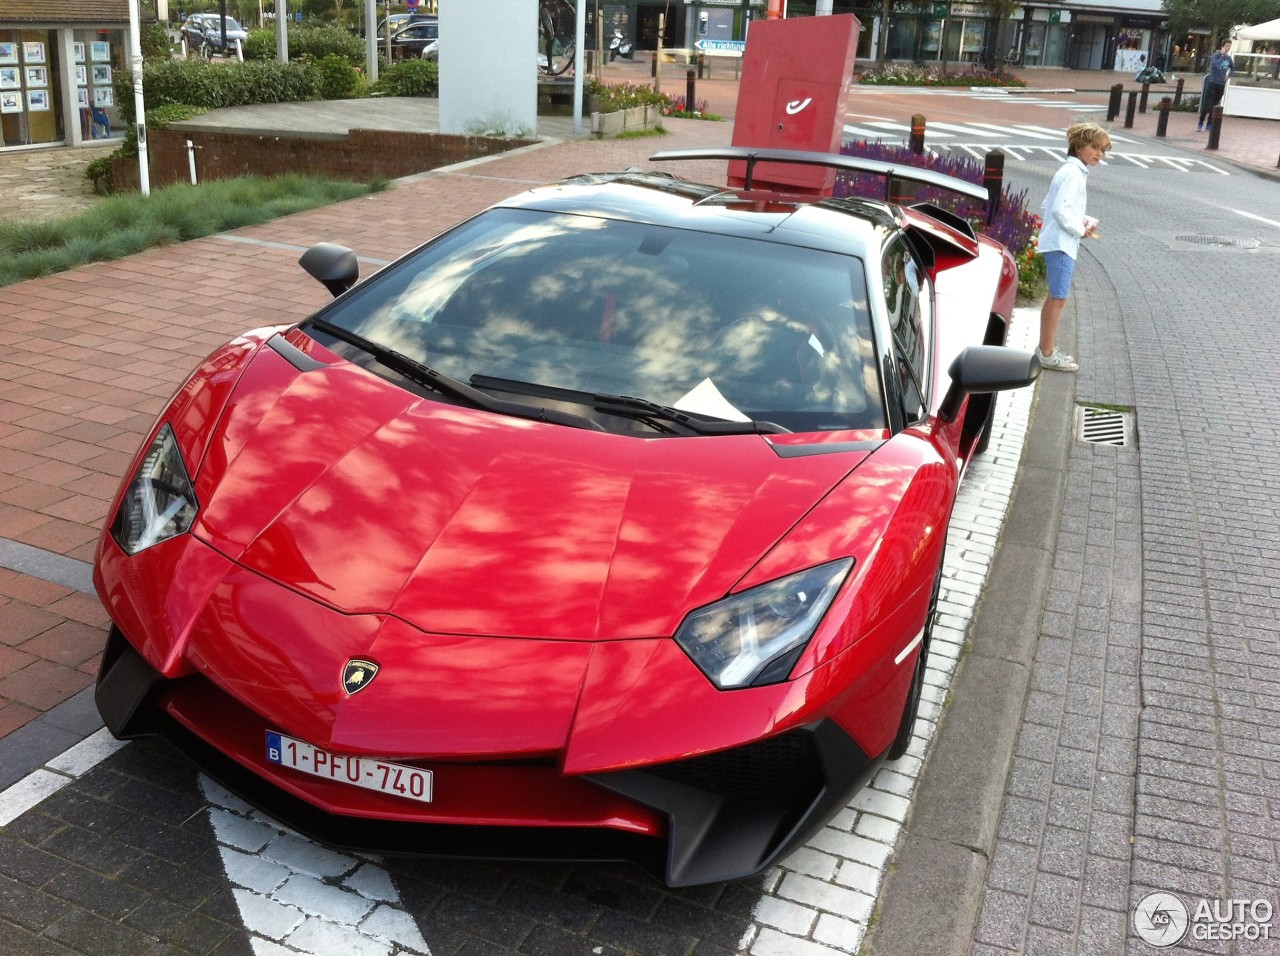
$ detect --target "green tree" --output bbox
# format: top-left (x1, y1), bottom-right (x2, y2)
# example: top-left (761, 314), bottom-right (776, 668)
top-left (1163, 0), bottom-right (1280, 44)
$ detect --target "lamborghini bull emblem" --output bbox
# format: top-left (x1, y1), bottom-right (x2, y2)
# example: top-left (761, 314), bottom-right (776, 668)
top-left (342, 659), bottom-right (379, 695)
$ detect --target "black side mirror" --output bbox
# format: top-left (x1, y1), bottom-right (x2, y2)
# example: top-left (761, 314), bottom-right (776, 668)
top-left (938, 345), bottom-right (1041, 423)
top-left (299, 242), bottom-right (359, 298)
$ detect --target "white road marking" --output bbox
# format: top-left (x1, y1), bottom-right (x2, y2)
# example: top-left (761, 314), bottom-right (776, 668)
top-left (1232, 208), bottom-right (1280, 229)
top-left (0, 729), bottom-right (127, 826)
top-left (200, 776), bottom-right (433, 956)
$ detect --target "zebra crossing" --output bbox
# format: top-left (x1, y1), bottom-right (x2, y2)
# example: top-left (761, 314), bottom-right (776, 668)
top-left (841, 118), bottom-right (1232, 173)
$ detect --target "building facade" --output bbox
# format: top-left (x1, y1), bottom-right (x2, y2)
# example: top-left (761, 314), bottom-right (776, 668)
top-left (623, 0), bottom-right (1197, 74)
top-left (0, 0), bottom-right (129, 150)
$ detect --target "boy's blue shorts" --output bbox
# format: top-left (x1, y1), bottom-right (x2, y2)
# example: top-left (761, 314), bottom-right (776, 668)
top-left (1043, 249), bottom-right (1076, 300)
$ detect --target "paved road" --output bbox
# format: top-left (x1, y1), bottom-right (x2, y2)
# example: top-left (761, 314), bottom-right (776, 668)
top-left (2, 69), bottom-right (1279, 956)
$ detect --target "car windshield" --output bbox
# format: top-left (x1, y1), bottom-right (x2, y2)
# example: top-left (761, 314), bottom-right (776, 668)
top-left (310, 208), bottom-right (886, 433)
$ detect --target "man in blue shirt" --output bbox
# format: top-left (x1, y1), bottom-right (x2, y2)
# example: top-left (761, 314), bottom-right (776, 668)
top-left (1198, 39), bottom-right (1235, 131)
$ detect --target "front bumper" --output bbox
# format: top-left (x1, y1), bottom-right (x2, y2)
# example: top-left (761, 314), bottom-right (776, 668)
top-left (97, 626), bottom-right (882, 886)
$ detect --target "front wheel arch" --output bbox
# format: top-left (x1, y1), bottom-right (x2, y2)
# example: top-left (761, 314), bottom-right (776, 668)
top-left (886, 561), bottom-right (942, 760)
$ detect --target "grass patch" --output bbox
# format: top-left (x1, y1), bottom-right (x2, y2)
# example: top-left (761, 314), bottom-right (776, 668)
top-left (617, 124), bottom-right (668, 139)
top-left (0, 173), bottom-right (388, 288)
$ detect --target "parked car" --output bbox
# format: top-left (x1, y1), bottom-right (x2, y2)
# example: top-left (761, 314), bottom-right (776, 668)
top-left (180, 13), bottom-right (249, 57)
top-left (376, 16), bottom-right (439, 60)
top-left (93, 146), bottom-right (1038, 888)
top-left (362, 13), bottom-right (410, 39)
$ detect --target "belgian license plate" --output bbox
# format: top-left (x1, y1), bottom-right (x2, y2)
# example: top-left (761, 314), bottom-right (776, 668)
top-left (266, 731), bottom-right (433, 804)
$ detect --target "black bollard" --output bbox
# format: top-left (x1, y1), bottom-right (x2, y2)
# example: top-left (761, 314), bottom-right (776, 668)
top-left (1139, 82), bottom-right (1150, 113)
top-left (983, 150), bottom-right (1005, 225)
top-left (686, 70), bottom-right (696, 112)
top-left (1156, 96), bottom-right (1171, 137)
top-left (1173, 76), bottom-right (1185, 107)
top-left (909, 114), bottom-right (926, 154)
top-left (1207, 104), bottom-right (1223, 149)
top-left (1124, 90), bottom-right (1137, 129)
top-left (1107, 83), bottom-right (1123, 121)
top-left (651, 52), bottom-right (657, 78)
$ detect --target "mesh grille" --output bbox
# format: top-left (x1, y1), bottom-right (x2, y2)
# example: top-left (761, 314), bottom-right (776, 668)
top-left (648, 731), bottom-right (822, 796)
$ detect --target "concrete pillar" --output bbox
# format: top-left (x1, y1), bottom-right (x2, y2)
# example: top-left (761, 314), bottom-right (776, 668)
top-left (439, 0), bottom-right (536, 137)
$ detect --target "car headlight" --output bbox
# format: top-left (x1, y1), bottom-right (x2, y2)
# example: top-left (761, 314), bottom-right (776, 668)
top-left (110, 423), bottom-right (199, 555)
top-left (674, 558), bottom-right (854, 690)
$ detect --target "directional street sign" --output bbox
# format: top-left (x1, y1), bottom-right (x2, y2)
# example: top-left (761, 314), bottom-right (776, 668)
top-left (694, 38), bottom-right (746, 53)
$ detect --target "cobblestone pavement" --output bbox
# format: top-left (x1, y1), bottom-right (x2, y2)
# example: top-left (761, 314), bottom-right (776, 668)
top-left (866, 107), bottom-right (1280, 954)
top-left (0, 142), bottom-right (119, 224)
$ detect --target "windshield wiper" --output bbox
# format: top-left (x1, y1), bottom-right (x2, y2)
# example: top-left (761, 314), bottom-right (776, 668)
top-left (471, 375), bottom-right (790, 436)
top-left (594, 393), bottom-right (790, 435)
top-left (306, 319), bottom-right (604, 431)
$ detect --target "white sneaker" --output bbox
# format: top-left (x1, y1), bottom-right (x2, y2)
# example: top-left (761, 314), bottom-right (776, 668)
top-left (1035, 347), bottom-right (1079, 372)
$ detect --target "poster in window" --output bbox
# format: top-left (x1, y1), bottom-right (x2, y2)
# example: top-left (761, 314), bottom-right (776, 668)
top-left (75, 42), bottom-right (86, 63)
top-left (76, 65), bottom-right (87, 85)
top-left (0, 43), bottom-right (16, 65)
top-left (78, 87), bottom-right (89, 107)
top-left (23, 42), bottom-right (46, 64)
top-left (94, 86), bottom-right (114, 107)
top-left (26, 66), bottom-right (48, 87)
top-left (91, 41), bottom-right (111, 62)
top-left (0, 66), bottom-right (18, 89)
top-left (28, 89), bottom-right (49, 111)
top-left (0, 90), bottom-right (20, 113)
top-left (91, 64), bottom-right (112, 84)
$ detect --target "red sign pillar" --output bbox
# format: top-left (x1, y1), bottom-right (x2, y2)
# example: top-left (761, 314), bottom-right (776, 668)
top-left (729, 14), bottom-right (860, 195)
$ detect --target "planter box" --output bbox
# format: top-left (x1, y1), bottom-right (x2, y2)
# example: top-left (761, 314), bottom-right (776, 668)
top-left (590, 104), bottom-right (658, 138)
top-left (109, 127), bottom-right (531, 192)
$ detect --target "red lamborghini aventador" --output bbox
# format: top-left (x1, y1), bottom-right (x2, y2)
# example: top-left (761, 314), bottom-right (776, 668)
top-left (94, 147), bottom-right (1039, 886)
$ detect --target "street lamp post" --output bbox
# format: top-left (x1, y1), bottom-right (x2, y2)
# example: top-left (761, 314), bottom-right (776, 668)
top-left (127, 0), bottom-right (150, 195)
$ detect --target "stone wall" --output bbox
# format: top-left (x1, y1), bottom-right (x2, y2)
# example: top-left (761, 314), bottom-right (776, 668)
top-left (110, 127), bottom-right (533, 191)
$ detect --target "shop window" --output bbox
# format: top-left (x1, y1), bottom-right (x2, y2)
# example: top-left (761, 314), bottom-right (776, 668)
top-left (75, 30), bottom-right (124, 143)
top-left (0, 31), bottom-right (60, 147)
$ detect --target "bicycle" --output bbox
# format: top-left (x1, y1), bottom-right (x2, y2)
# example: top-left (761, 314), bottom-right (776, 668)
top-left (538, 0), bottom-right (577, 76)
top-left (1004, 46), bottom-right (1022, 68)
top-left (538, 39), bottom-right (577, 76)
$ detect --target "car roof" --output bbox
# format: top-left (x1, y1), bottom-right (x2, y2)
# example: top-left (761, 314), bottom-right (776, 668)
top-left (496, 171), bottom-right (895, 260)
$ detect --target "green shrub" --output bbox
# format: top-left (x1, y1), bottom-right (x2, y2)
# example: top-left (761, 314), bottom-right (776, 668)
top-left (586, 78), bottom-right (669, 112)
top-left (371, 59), bottom-right (438, 97)
top-left (309, 53), bottom-right (361, 100)
top-left (242, 28), bottom-right (277, 61)
top-left (85, 155), bottom-right (114, 192)
top-left (858, 65), bottom-right (1026, 88)
top-left (113, 59), bottom-right (317, 127)
top-left (244, 24), bottom-right (364, 65)
top-left (141, 22), bottom-right (173, 62)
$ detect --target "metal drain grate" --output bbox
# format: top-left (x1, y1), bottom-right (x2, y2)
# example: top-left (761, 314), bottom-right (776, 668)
top-left (1174, 235), bottom-right (1262, 249)
top-left (1076, 405), bottom-right (1134, 446)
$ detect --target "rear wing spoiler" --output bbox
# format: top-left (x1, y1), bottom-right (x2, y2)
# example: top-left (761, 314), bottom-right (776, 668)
top-left (649, 147), bottom-right (990, 204)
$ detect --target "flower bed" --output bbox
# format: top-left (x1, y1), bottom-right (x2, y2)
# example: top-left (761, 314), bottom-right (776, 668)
top-left (857, 65), bottom-right (1026, 88)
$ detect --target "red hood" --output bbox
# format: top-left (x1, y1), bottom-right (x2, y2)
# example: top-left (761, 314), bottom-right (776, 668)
top-left (190, 342), bottom-right (871, 641)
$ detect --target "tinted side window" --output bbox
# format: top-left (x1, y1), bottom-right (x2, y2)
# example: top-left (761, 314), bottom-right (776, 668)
top-left (882, 238), bottom-right (930, 422)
